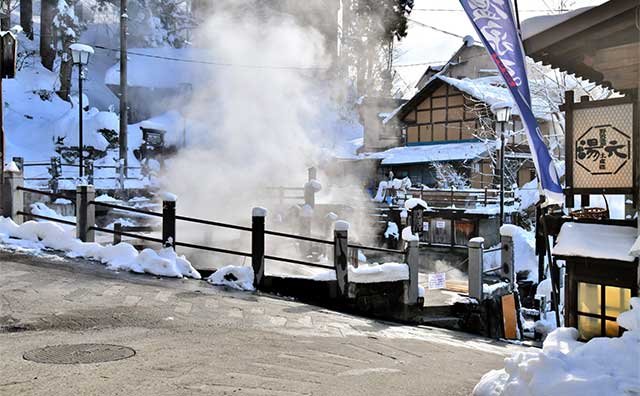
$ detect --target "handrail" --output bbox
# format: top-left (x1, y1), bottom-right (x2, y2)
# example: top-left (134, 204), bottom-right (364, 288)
top-left (174, 240), bottom-right (252, 257)
top-left (484, 247), bottom-right (502, 253)
top-left (89, 226), bottom-right (163, 244)
top-left (16, 186), bottom-right (76, 203)
top-left (17, 211), bottom-right (76, 226)
top-left (264, 254), bottom-right (334, 270)
top-left (175, 215), bottom-right (252, 232)
top-left (347, 244), bottom-right (405, 255)
top-left (264, 229), bottom-right (334, 245)
top-left (89, 201), bottom-right (163, 217)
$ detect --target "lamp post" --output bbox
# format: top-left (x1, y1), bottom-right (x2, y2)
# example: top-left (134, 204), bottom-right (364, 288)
top-left (70, 43), bottom-right (94, 180)
top-left (495, 106), bottom-right (512, 226)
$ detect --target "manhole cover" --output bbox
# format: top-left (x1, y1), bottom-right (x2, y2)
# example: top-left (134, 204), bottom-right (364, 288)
top-left (23, 344), bottom-right (135, 364)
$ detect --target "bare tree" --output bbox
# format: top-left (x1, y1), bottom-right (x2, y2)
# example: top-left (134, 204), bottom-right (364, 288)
top-left (20, 0), bottom-right (33, 39)
top-left (40, 0), bottom-right (57, 70)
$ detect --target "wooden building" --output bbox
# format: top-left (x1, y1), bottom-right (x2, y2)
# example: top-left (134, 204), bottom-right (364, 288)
top-left (524, 0), bottom-right (639, 340)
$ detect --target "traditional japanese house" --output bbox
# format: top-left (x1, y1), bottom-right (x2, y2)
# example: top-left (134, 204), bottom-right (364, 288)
top-left (523, 0), bottom-right (639, 340)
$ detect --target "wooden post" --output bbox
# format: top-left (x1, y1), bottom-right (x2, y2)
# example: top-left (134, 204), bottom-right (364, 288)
top-left (113, 222), bottom-right (122, 245)
top-left (468, 237), bottom-right (484, 301)
top-left (75, 185), bottom-right (95, 242)
top-left (85, 160), bottom-right (94, 186)
top-left (3, 166), bottom-right (24, 223)
top-left (252, 207), bottom-right (266, 290)
top-left (501, 234), bottom-right (515, 285)
top-left (333, 220), bottom-right (349, 298)
top-left (484, 187), bottom-right (488, 206)
top-left (162, 199), bottom-right (176, 249)
top-left (404, 240), bottom-right (419, 305)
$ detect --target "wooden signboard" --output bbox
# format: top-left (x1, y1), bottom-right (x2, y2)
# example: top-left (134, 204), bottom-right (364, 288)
top-left (563, 91), bottom-right (638, 207)
top-left (501, 294), bottom-right (518, 340)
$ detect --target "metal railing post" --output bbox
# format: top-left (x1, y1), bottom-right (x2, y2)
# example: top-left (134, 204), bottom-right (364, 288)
top-left (85, 160), bottom-right (94, 185)
top-left (76, 185), bottom-right (95, 242)
top-left (404, 240), bottom-right (419, 305)
top-left (162, 199), bottom-right (176, 249)
top-left (468, 237), bottom-right (484, 301)
top-left (333, 220), bottom-right (349, 298)
top-left (3, 165), bottom-right (24, 223)
top-left (113, 222), bottom-right (122, 245)
top-left (252, 207), bottom-right (266, 290)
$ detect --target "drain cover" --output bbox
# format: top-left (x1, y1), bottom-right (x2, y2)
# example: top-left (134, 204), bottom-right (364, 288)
top-left (24, 344), bottom-right (135, 364)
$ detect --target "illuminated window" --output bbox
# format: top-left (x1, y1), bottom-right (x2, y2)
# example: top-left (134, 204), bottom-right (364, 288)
top-left (576, 282), bottom-right (631, 340)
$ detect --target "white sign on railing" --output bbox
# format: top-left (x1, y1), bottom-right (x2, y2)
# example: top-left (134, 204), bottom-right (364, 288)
top-left (428, 272), bottom-right (446, 289)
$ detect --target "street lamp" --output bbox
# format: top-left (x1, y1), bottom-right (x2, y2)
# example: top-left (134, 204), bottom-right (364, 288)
top-left (70, 43), bottom-right (94, 179)
top-left (495, 106), bottom-right (512, 226)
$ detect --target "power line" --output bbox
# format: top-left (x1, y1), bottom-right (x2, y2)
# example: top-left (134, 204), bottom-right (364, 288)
top-left (407, 18), bottom-right (477, 42)
top-left (394, 60), bottom-right (449, 68)
top-left (412, 8), bottom-right (560, 13)
top-left (93, 45), bottom-right (329, 70)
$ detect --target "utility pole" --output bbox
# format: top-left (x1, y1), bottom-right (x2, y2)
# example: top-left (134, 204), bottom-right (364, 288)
top-left (119, 0), bottom-right (128, 176)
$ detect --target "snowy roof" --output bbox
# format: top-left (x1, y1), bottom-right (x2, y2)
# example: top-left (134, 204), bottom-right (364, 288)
top-left (437, 75), bottom-right (552, 120)
top-left (553, 222), bottom-right (638, 263)
top-left (358, 141), bottom-right (487, 165)
top-left (521, 7), bottom-right (594, 40)
top-left (105, 47), bottom-right (212, 89)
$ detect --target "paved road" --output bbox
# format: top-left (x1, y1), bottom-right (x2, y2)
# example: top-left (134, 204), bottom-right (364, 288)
top-left (0, 248), bottom-right (522, 396)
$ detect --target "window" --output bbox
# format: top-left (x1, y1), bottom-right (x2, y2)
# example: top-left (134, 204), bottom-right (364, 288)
top-left (577, 282), bottom-right (631, 339)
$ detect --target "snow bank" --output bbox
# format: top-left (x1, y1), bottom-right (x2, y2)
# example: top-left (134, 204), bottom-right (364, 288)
top-left (348, 262), bottom-right (409, 283)
top-left (500, 225), bottom-right (538, 282)
top-left (553, 223), bottom-right (637, 263)
top-left (207, 265), bottom-right (254, 291)
top-left (473, 299), bottom-right (640, 396)
top-left (95, 194), bottom-right (118, 202)
top-left (0, 216), bottom-right (200, 279)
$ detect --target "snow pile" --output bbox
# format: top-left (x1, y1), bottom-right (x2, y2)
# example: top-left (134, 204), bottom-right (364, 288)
top-left (500, 225), bottom-right (538, 282)
top-left (207, 265), bottom-right (254, 291)
top-left (629, 235), bottom-right (640, 258)
top-left (553, 223), bottom-right (637, 262)
top-left (384, 222), bottom-right (399, 239)
top-left (404, 198), bottom-right (429, 210)
top-left (473, 299), bottom-right (640, 396)
top-left (401, 226), bottom-right (419, 242)
top-left (348, 262), bottom-right (409, 283)
top-left (5, 161), bottom-right (20, 173)
top-left (305, 180), bottom-right (322, 193)
top-left (0, 217), bottom-right (200, 279)
top-left (95, 194), bottom-right (118, 202)
top-left (30, 203), bottom-right (76, 227)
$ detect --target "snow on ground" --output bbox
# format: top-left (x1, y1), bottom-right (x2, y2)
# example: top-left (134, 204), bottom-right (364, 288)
top-left (206, 265), bottom-right (255, 291)
top-left (348, 262), bottom-right (408, 283)
top-left (473, 298), bottom-right (640, 396)
top-left (553, 223), bottom-right (637, 262)
top-left (384, 222), bottom-right (399, 239)
top-left (0, 216), bottom-right (200, 279)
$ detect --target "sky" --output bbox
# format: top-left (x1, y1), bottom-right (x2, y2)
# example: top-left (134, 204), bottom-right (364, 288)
top-left (394, 0), bottom-right (610, 93)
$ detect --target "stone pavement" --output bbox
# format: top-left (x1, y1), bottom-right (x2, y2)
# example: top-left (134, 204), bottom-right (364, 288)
top-left (0, 248), bottom-right (525, 396)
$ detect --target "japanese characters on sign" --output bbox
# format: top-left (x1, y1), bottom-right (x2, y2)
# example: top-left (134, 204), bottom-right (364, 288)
top-left (572, 103), bottom-right (634, 190)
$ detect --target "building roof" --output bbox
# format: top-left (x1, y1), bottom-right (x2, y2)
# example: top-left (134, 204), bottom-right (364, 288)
top-left (394, 75), bottom-right (554, 123)
top-left (357, 141), bottom-right (488, 165)
top-left (522, 0), bottom-right (639, 92)
top-left (553, 222), bottom-right (638, 263)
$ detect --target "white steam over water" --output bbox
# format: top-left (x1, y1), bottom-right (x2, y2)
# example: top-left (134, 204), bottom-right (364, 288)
top-left (158, 1), bottom-right (369, 273)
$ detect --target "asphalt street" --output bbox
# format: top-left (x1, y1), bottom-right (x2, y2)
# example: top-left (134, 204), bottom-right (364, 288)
top-left (0, 248), bottom-right (524, 395)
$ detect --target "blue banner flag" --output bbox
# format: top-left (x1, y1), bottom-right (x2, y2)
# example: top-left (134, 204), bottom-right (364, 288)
top-left (459, 0), bottom-right (564, 205)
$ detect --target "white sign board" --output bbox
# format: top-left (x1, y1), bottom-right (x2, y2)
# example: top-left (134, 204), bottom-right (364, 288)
top-left (422, 221), bottom-right (429, 231)
top-left (428, 272), bottom-right (446, 289)
top-left (436, 221), bottom-right (446, 229)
